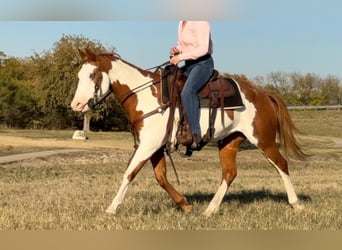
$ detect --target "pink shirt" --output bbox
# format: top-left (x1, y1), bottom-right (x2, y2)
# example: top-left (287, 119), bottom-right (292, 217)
top-left (176, 21), bottom-right (213, 61)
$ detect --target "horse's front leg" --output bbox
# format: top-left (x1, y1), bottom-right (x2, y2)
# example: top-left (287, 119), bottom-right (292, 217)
top-left (151, 147), bottom-right (191, 212)
top-left (105, 148), bottom-right (148, 215)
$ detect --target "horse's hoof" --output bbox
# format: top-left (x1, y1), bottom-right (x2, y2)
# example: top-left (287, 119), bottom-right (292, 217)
top-left (291, 201), bottom-right (304, 211)
top-left (182, 205), bottom-right (192, 213)
top-left (203, 211), bottom-right (211, 218)
top-left (203, 207), bottom-right (217, 218)
top-left (105, 207), bottom-right (117, 215)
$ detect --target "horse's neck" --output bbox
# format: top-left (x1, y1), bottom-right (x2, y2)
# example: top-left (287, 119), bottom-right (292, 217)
top-left (109, 59), bottom-right (152, 88)
top-left (109, 59), bottom-right (161, 121)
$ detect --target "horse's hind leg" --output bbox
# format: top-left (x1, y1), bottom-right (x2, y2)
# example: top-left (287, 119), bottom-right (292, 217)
top-left (203, 133), bottom-right (245, 217)
top-left (259, 143), bottom-right (303, 209)
top-left (151, 147), bottom-right (191, 212)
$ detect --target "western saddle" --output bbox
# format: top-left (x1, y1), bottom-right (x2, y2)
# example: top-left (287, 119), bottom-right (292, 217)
top-left (160, 65), bottom-right (244, 156)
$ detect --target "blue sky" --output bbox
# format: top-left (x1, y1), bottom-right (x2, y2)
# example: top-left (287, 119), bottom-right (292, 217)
top-left (0, 1), bottom-right (341, 80)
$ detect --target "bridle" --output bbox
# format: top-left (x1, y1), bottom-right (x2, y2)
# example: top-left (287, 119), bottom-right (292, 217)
top-left (87, 70), bottom-right (113, 109)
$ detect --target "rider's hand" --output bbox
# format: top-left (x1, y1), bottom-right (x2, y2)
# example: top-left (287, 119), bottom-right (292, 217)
top-left (170, 47), bottom-right (180, 56)
top-left (170, 55), bottom-right (181, 65)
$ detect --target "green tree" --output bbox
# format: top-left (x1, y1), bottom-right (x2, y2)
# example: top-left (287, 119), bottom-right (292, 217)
top-left (1, 35), bottom-right (128, 130)
top-left (0, 54), bottom-right (39, 128)
top-left (30, 34), bottom-right (121, 129)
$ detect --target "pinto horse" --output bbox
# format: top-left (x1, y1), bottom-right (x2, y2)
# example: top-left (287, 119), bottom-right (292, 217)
top-left (71, 48), bottom-right (306, 217)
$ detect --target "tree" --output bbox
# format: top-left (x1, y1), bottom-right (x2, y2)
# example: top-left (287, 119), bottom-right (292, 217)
top-left (320, 75), bottom-right (341, 105)
top-left (263, 72), bottom-right (295, 105)
top-left (0, 51), bottom-right (6, 67)
top-left (30, 34), bottom-right (120, 129)
top-left (0, 35), bottom-right (129, 130)
top-left (0, 55), bottom-right (39, 128)
top-left (290, 73), bottom-right (321, 106)
top-left (244, 71), bottom-right (342, 106)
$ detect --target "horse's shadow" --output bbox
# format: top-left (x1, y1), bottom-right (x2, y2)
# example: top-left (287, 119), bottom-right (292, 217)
top-left (185, 189), bottom-right (311, 205)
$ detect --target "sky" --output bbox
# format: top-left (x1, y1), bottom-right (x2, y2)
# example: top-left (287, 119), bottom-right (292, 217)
top-left (0, 0), bottom-right (342, 80)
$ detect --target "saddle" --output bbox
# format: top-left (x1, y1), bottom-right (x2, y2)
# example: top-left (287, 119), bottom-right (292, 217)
top-left (161, 65), bottom-right (244, 153)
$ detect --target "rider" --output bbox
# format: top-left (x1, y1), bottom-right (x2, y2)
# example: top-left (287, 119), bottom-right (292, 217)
top-left (170, 21), bottom-right (214, 149)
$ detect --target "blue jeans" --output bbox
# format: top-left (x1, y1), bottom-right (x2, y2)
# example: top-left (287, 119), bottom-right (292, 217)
top-left (181, 55), bottom-right (214, 136)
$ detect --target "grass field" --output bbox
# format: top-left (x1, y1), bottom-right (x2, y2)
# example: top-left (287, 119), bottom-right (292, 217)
top-left (0, 110), bottom-right (341, 230)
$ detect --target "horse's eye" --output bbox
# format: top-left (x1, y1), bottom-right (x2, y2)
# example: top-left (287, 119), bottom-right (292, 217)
top-left (90, 73), bottom-right (95, 79)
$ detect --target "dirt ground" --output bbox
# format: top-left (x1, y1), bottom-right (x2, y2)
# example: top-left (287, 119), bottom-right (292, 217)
top-left (332, 138), bottom-right (342, 147)
top-left (0, 133), bottom-right (134, 164)
top-left (0, 134), bottom-right (133, 150)
top-left (1, 133), bottom-right (341, 164)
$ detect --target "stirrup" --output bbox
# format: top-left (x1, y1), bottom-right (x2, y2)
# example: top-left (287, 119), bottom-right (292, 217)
top-left (175, 145), bottom-right (193, 158)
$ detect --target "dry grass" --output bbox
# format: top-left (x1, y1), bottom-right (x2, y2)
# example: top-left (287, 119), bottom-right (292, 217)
top-left (290, 110), bottom-right (342, 138)
top-left (0, 146), bottom-right (341, 230)
top-left (0, 110), bottom-right (341, 230)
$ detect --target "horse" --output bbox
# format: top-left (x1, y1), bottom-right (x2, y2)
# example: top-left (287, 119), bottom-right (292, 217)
top-left (71, 48), bottom-right (306, 217)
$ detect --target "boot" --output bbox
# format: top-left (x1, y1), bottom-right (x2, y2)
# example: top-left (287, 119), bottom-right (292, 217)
top-left (190, 134), bottom-right (201, 150)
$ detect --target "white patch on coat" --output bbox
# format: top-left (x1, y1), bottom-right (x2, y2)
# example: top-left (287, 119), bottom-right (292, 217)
top-left (109, 59), bottom-right (171, 146)
top-left (267, 157), bottom-right (299, 205)
top-left (198, 89), bottom-right (258, 145)
top-left (203, 181), bottom-right (228, 217)
top-left (109, 60), bottom-right (159, 111)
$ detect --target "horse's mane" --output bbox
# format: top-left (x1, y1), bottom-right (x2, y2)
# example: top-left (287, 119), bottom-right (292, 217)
top-left (97, 52), bottom-right (154, 76)
top-left (222, 73), bottom-right (263, 93)
top-left (98, 52), bottom-right (121, 61)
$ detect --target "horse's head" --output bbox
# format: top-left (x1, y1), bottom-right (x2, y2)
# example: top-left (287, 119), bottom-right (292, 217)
top-left (71, 48), bottom-right (111, 112)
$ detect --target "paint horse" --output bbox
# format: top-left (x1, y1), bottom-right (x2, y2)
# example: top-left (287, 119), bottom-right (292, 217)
top-left (71, 48), bottom-right (306, 217)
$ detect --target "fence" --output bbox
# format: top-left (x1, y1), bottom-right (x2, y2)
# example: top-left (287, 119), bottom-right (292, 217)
top-left (287, 105), bottom-right (341, 111)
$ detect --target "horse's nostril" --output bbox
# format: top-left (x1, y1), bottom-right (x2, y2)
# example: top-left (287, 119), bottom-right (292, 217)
top-left (71, 101), bottom-right (81, 111)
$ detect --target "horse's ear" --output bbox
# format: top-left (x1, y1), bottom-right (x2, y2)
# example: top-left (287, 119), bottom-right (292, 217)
top-left (85, 47), bottom-right (97, 61)
top-left (78, 48), bottom-right (87, 61)
top-left (78, 48), bottom-right (96, 62)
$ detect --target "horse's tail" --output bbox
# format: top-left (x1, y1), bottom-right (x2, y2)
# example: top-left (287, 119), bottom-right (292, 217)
top-left (266, 91), bottom-right (308, 160)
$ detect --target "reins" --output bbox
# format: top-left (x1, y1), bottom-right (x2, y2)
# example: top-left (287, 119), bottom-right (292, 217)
top-left (87, 86), bottom-right (113, 109)
top-left (118, 61), bottom-right (171, 106)
top-left (119, 79), bottom-right (156, 106)
top-left (145, 61), bottom-right (170, 71)
top-left (88, 61), bottom-right (170, 109)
